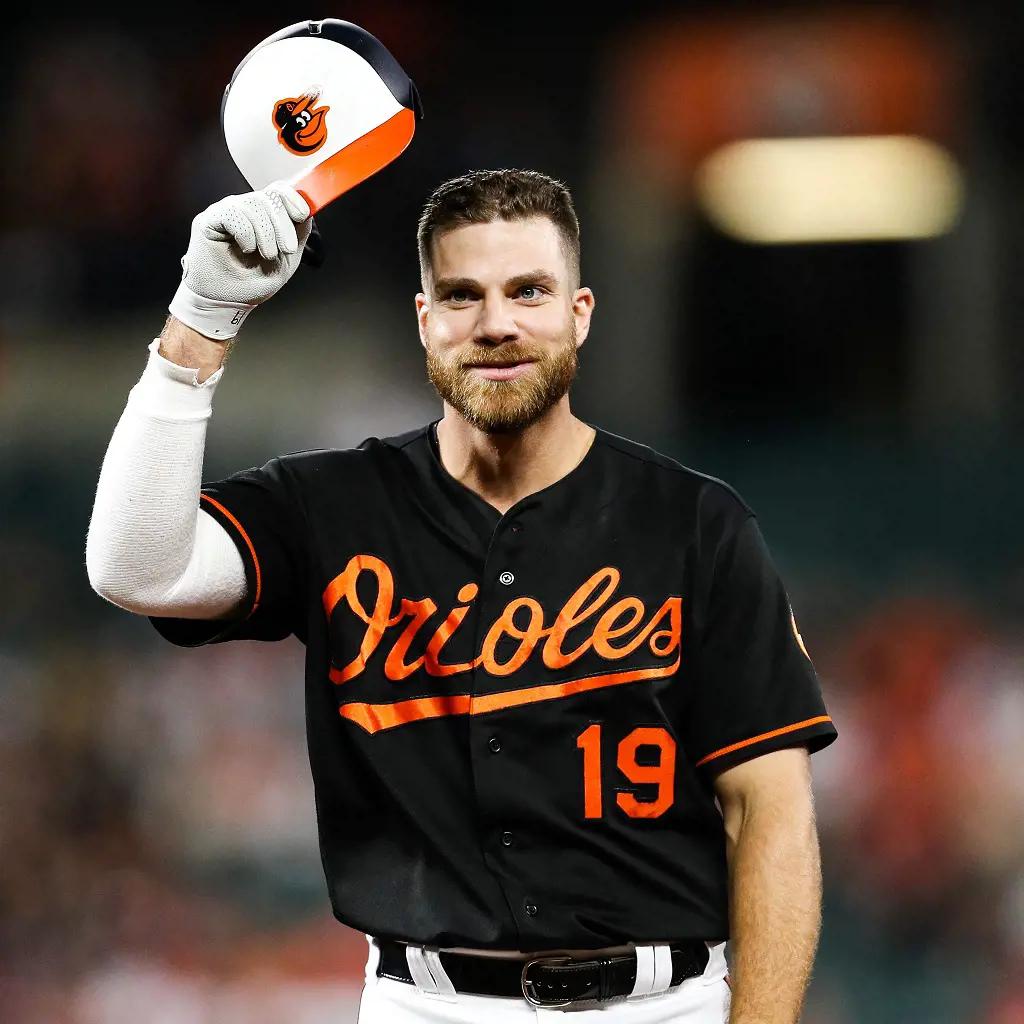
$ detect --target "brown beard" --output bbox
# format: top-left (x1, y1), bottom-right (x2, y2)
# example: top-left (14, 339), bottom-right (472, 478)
top-left (425, 325), bottom-right (579, 434)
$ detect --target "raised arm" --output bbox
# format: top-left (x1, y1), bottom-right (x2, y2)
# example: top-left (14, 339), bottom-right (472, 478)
top-left (85, 183), bottom-right (312, 619)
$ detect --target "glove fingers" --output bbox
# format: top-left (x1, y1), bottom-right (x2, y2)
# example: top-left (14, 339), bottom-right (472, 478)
top-left (203, 201), bottom-right (257, 254)
top-left (180, 184), bottom-right (313, 321)
top-left (264, 189), bottom-right (300, 255)
top-left (268, 182), bottom-right (311, 224)
top-left (245, 193), bottom-right (281, 261)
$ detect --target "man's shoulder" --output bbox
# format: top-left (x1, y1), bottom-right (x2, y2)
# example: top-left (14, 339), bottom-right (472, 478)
top-left (271, 424), bottom-right (431, 471)
top-left (594, 427), bottom-right (753, 517)
top-left (379, 423), bottom-right (434, 452)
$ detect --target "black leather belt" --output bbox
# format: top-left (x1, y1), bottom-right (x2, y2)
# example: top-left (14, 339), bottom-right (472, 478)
top-left (375, 937), bottom-right (710, 1007)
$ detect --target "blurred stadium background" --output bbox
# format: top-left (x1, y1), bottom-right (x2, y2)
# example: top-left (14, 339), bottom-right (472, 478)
top-left (2, 1), bottom-right (1023, 1021)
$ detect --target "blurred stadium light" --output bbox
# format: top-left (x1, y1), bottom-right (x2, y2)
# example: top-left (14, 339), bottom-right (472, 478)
top-left (694, 135), bottom-right (963, 243)
top-left (579, 7), bottom-right (1003, 440)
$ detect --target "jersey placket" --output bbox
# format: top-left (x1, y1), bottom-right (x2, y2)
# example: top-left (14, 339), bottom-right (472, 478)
top-left (468, 506), bottom-right (545, 946)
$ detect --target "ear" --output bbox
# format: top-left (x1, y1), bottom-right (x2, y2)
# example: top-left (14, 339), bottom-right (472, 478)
top-left (572, 287), bottom-right (595, 347)
top-left (415, 292), bottom-right (430, 349)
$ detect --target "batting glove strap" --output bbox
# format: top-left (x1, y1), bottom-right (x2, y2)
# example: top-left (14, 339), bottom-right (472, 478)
top-left (168, 283), bottom-right (255, 341)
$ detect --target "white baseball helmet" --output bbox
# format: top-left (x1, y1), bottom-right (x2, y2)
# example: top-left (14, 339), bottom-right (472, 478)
top-left (221, 19), bottom-right (423, 213)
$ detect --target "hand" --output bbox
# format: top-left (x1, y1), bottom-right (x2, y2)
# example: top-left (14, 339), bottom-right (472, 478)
top-left (168, 182), bottom-right (312, 340)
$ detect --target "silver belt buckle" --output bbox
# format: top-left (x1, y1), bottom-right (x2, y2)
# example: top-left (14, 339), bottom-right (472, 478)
top-left (521, 955), bottom-right (574, 1007)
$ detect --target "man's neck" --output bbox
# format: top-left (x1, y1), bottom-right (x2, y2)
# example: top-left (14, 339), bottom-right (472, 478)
top-left (436, 400), bottom-right (596, 515)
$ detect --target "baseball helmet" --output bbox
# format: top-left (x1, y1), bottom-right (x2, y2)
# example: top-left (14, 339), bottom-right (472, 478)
top-left (221, 19), bottom-right (423, 214)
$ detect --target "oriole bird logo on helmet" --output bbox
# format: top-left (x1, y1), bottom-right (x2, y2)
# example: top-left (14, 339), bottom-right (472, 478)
top-left (272, 89), bottom-right (330, 154)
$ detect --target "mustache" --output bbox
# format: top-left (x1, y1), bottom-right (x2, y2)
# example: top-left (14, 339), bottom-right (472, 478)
top-left (459, 344), bottom-right (543, 367)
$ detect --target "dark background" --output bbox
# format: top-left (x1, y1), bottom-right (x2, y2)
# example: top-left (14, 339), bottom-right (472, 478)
top-left (1, 2), bottom-right (1023, 1021)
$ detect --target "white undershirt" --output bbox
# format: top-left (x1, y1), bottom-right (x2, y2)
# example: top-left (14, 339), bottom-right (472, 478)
top-left (85, 338), bottom-right (248, 618)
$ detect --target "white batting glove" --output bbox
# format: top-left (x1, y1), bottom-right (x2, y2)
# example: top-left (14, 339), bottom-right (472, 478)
top-left (168, 182), bottom-right (312, 340)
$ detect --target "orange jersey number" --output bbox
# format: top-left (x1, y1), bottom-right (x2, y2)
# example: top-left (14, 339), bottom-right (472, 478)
top-left (575, 724), bottom-right (676, 819)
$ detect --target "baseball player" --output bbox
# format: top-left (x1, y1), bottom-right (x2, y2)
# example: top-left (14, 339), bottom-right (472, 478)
top-left (86, 169), bottom-right (837, 1022)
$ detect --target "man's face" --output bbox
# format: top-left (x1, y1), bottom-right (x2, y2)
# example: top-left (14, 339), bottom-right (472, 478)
top-left (416, 217), bottom-right (594, 434)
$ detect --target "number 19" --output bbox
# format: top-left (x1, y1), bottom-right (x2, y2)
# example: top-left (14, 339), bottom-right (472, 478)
top-left (575, 724), bottom-right (676, 819)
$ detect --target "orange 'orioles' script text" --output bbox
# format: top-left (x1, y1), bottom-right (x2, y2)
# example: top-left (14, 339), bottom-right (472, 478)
top-left (322, 555), bottom-right (682, 734)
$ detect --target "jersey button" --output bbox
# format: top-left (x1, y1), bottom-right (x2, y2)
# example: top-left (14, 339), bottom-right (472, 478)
top-left (501, 831), bottom-right (514, 847)
top-left (498, 571), bottom-right (515, 585)
top-left (488, 736), bottom-right (502, 754)
top-left (525, 903), bottom-right (538, 916)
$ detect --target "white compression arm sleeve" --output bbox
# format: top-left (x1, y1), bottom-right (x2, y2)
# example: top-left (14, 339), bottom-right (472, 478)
top-left (86, 338), bottom-right (248, 618)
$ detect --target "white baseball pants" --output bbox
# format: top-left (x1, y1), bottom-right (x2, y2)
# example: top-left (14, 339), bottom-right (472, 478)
top-left (356, 939), bottom-right (731, 1023)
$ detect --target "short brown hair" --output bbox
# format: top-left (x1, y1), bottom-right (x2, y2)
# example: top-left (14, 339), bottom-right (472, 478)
top-left (417, 169), bottom-right (581, 287)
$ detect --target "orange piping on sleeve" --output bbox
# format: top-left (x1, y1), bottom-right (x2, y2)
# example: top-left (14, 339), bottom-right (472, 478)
top-left (200, 494), bottom-right (262, 614)
top-left (694, 715), bottom-right (833, 768)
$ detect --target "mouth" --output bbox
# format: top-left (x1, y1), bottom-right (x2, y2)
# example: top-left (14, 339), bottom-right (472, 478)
top-left (464, 360), bottom-right (536, 381)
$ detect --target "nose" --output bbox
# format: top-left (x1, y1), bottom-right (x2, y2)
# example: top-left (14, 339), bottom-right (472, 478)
top-left (474, 293), bottom-right (520, 345)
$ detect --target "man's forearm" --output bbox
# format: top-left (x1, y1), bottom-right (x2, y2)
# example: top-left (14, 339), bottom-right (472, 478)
top-left (159, 315), bottom-right (232, 382)
top-left (85, 336), bottom-right (247, 617)
top-left (726, 791), bottom-right (822, 1023)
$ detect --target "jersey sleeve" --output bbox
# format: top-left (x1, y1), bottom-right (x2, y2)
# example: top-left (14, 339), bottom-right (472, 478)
top-left (149, 457), bottom-right (307, 647)
top-left (685, 512), bottom-right (837, 778)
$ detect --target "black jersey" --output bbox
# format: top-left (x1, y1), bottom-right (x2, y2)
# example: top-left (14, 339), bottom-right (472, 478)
top-left (151, 423), bottom-right (836, 950)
